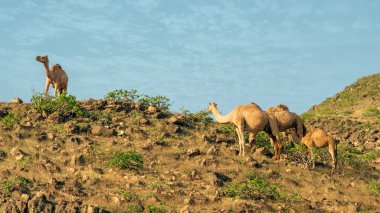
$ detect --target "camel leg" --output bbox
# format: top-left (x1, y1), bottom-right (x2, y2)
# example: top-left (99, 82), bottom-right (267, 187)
top-left (329, 142), bottom-right (337, 172)
top-left (310, 148), bottom-right (315, 169)
top-left (236, 126), bottom-right (245, 156)
top-left (248, 132), bottom-right (255, 145)
top-left (235, 128), bottom-right (242, 156)
top-left (269, 134), bottom-right (280, 160)
top-left (44, 80), bottom-right (51, 96)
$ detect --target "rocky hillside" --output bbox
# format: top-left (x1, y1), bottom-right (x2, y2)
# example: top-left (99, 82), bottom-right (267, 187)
top-left (0, 90), bottom-right (379, 212)
top-left (303, 73), bottom-right (380, 151)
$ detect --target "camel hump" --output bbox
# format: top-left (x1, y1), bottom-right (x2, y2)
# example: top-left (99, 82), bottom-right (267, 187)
top-left (247, 102), bottom-right (262, 110)
top-left (276, 104), bottom-right (289, 111)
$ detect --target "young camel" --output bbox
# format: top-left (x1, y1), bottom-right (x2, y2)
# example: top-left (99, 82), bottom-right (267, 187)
top-left (208, 102), bottom-right (269, 156)
top-left (291, 128), bottom-right (338, 171)
top-left (36, 55), bottom-right (68, 96)
top-left (264, 104), bottom-right (306, 160)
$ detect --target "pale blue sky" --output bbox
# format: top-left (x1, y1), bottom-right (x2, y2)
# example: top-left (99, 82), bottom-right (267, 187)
top-left (0, 0), bottom-right (379, 113)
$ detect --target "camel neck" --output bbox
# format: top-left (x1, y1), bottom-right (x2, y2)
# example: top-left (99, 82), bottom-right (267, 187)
top-left (212, 107), bottom-right (232, 124)
top-left (43, 62), bottom-right (51, 78)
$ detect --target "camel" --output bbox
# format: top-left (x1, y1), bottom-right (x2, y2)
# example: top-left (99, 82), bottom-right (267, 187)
top-left (36, 55), bottom-right (68, 96)
top-left (263, 104), bottom-right (306, 160)
top-left (290, 128), bottom-right (338, 171)
top-left (208, 102), bottom-right (270, 156)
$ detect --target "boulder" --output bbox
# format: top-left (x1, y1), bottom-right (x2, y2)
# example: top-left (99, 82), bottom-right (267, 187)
top-left (90, 125), bottom-right (116, 137)
top-left (11, 97), bottom-right (23, 104)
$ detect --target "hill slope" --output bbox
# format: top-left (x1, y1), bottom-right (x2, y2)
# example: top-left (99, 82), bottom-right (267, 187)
top-left (0, 94), bottom-right (379, 212)
top-left (303, 73), bottom-right (380, 150)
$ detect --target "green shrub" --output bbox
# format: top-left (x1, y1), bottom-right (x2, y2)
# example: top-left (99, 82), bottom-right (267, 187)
top-left (338, 144), bottom-right (363, 168)
top-left (147, 204), bottom-right (166, 213)
top-left (108, 151), bottom-right (143, 170)
top-left (1, 176), bottom-right (30, 193)
top-left (128, 205), bottom-right (143, 213)
top-left (139, 95), bottom-right (171, 110)
top-left (0, 150), bottom-right (7, 161)
top-left (31, 92), bottom-right (88, 118)
top-left (180, 108), bottom-right (213, 128)
top-left (217, 124), bottom-right (236, 137)
top-left (363, 149), bottom-right (380, 162)
top-left (1, 113), bottom-right (20, 128)
top-left (368, 180), bottom-right (380, 196)
top-left (104, 89), bottom-right (139, 102)
top-left (363, 108), bottom-right (380, 117)
top-left (119, 188), bottom-right (140, 201)
top-left (224, 175), bottom-right (284, 201)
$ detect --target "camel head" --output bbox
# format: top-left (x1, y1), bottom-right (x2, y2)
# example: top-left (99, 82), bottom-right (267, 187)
top-left (36, 55), bottom-right (49, 63)
top-left (208, 102), bottom-right (217, 112)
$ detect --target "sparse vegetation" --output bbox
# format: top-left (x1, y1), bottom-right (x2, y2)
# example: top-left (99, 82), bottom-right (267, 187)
top-left (147, 204), bottom-right (166, 213)
top-left (104, 89), bottom-right (140, 102)
top-left (119, 188), bottom-right (140, 202)
top-left (368, 180), bottom-right (380, 197)
top-left (31, 92), bottom-right (88, 118)
top-left (1, 176), bottom-right (30, 194)
top-left (0, 112), bottom-right (20, 128)
top-left (108, 151), bottom-right (143, 170)
top-left (224, 171), bottom-right (286, 201)
top-left (0, 150), bottom-right (6, 161)
top-left (363, 107), bottom-right (380, 118)
top-left (139, 95), bottom-right (171, 110)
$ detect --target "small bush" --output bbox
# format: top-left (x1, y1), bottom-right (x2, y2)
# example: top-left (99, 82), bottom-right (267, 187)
top-left (180, 108), bottom-right (213, 128)
top-left (104, 89), bottom-right (139, 102)
top-left (108, 151), bottom-right (143, 170)
top-left (363, 107), bottom-right (380, 117)
top-left (0, 150), bottom-right (7, 161)
top-left (147, 204), bottom-right (166, 213)
top-left (139, 95), bottom-right (171, 110)
top-left (338, 144), bottom-right (363, 168)
top-left (119, 188), bottom-right (140, 202)
top-left (128, 205), bottom-right (143, 213)
top-left (217, 124), bottom-right (236, 137)
top-left (224, 175), bottom-right (284, 201)
top-left (1, 113), bottom-right (20, 128)
top-left (1, 176), bottom-right (30, 193)
top-left (363, 149), bottom-right (380, 162)
top-left (368, 180), bottom-right (380, 196)
top-left (31, 92), bottom-right (88, 119)
top-left (252, 131), bottom-right (273, 156)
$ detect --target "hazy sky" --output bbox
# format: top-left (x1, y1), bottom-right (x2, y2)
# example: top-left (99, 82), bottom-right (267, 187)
top-left (0, 0), bottom-right (379, 114)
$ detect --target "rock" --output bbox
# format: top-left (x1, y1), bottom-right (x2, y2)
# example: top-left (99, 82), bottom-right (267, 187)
top-left (36, 133), bottom-right (48, 142)
top-left (47, 133), bottom-right (55, 140)
top-left (11, 97), bottom-right (23, 104)
top-left (184, 197), bottom-right (195, 205)
top-left (28, 193), bottom-right (55, 213)
top-left (135, 102), bottom-right (149, 111)
top-left (187, 148), bottom-right (201, 158)
top-left (90, 125), bottom-right (116, 137)
top-left (147, 106), bottom-right (158, 114)
top-left (206, 145), bottom-right (218, 155)
top-left (180, 205), bottom-right (190, 213)
top-left (10, 147), bottom-right (26, 161)
top-left (64, 122), bottom-right (79, 134)
top-left (208, 172), bottom-right (231, 187)
top-left (71, 154), bottom-right (86, 166)
top-left (203, 134), bottom-right (216, 143)
top-left (117, 130), bottom-right (125, 136)
top-left (285, 168), bottom-right (292, 173)
top-left (168, 115), bottom-right (186, 126)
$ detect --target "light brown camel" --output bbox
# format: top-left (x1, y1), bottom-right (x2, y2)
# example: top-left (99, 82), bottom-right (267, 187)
top-left (263, 104), bottom-right (306, 160)
top-left (36, 55), bottom-right (68, 96)
top-left (290, 128), bottom-right (338, 171)
top-left (208, 102), bottom-right (270, 156)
